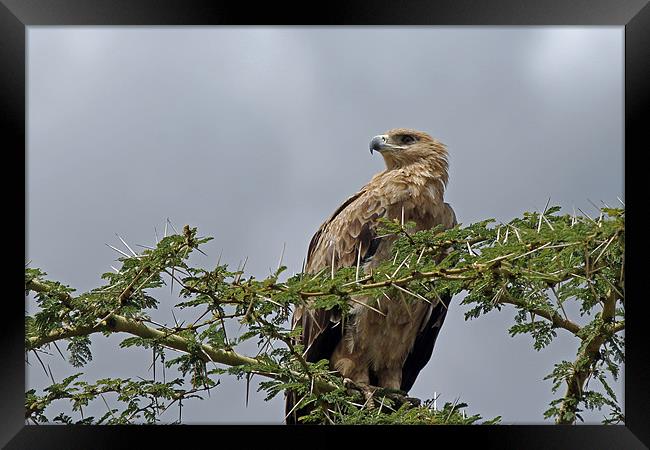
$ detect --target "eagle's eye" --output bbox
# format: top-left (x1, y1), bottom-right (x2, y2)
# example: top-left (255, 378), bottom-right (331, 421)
top-left (400, 135), bottom-right (416, 145)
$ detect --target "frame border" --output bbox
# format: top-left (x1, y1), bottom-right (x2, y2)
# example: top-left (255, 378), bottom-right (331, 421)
top-left (3, 0), bottom-right (648, 448)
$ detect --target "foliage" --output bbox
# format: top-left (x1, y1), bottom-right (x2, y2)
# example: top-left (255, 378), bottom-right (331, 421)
top-left (25, 207), bottom-right (625, 425)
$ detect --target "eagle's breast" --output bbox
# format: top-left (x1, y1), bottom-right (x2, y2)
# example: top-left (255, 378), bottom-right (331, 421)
top-left (345, 171), bottom-right (445, 370)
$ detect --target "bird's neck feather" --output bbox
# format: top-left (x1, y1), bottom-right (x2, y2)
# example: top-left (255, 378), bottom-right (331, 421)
top-left (381, 153), bottom-right (449, 187)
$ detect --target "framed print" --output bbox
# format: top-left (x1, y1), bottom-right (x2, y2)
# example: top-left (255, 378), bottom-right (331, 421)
top-left (2, 0), bottom-right (648, 448)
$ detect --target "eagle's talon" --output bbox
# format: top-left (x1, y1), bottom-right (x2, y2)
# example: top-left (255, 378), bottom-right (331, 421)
top-left (343, 378), bottom-right (360, 396)
top-left (371, 388), bottom-right (421, 409)
top-left (360, 385), bottom-right (377, 410)
top-left (405, 396), bottom-right (421, 407)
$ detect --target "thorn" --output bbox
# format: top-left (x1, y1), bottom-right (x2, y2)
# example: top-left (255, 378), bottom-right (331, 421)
top-left (616, 196), bottom-right (625, 207)
top-left (52, 341), bottom-right (66, 361)
top-left (572, 206), bottom-right (577, 227)
top-left (379, 291), bottom-right (390, 310)
top-left (135, 244), bottom-right (155, 250)
top-left (309, 268), bottom-right (327, 282)
top-left (512, 242), bottom-right (551, 260)
top-left (504, 226), bottom-right (510, 243)
top-left (391, 253), bottom-right (411, 278)
top-left (216, 249), bottom-right (223, 266)
top-left (277, 242), bottom-right (286, 272)
top-left (152, 348), bottom-right (156, 381)
top-left (341, 275), bottom-right (372, 287)
top-left (395, 289), bottom-right (414, 318)
top-left (401, 206), bottom-right (405, 228)
top-left (31, 350), bottom-right (49, 377)
top-left (428, 286), bottom-right (448, 310)
top-left (105, 243), bottom-right (132, 259)
top-left (378, 396), bottom-right (386, 416)
top-left (154, 226), bottom-right (160, 244)
top-left (349, 296), bottom-right (386, 316)
top-left (542, 215), bottom-right (555, 231)
top-left (116, 234), bottom-right (138, 257)
top-left (445, 396), bottom-right (460, 423)
top-left (577, 207), bottom-right (597, 225)
top-left (594, 234), bottom-right (617, 264)
top-left (110, 265), bottom-right (120, 273)
top-left (393, 249), bottom-right (400, 266)
top-left (536, 197), bottom-right (551, 233)
top-left (235, 256), bottom-right (248, 283)
top-left (167, 218), bottom-right (179, 235)
top-left (496, 226), bottom-right (501, 244)
top-left (257, 294), bottom-right (284, 308)
top-left (163, 221), bottom-right (168, 238)
top-left (393, 283), bottom-right (431, 304)
top-left (417, 246), bottom-right (426, 264)
top-left (587, 199), bottom-right (601, 215)
top-left (189, 308), bottom-right (210, 330)
top-left (47, 364), bottom-right (56, 385)
top-left (284, 393), bottom-right (308, 421)
top-left (245, 373), bottom-right (251, 408)
top-left (509, 225), bottom-right (522, 243)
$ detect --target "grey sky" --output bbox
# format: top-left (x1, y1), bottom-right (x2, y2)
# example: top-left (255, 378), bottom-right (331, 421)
top-left (26, 27), bottom-right (623, 424)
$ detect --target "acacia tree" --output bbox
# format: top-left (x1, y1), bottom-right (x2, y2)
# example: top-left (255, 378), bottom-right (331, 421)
top-left (24, 205), bottom-right (625, 425)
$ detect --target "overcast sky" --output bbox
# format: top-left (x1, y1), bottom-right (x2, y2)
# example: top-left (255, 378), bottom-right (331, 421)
top-left (26, 27), bottom-right (623, 424)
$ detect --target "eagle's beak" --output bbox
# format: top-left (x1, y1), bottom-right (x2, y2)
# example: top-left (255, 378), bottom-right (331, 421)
top-left (369, 135), bottom-right (390, 155)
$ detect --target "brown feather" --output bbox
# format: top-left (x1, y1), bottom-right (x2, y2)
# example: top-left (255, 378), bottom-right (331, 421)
top-left (286, 129), bottom-right (457, 423)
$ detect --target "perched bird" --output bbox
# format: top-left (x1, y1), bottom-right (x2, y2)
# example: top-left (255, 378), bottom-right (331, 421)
top-left (285, 128), bottom-right (457, 424)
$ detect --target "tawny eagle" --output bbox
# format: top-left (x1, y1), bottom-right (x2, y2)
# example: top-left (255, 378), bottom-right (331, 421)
top-left (285, 128), bottom-right (456, 423)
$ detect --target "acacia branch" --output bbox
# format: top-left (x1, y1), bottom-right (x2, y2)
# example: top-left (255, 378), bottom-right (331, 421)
top-left (612, 321), bottom-right (625, 333)
top-left (25, 209), bottom-right (624, 425)
top-left (296, 254), bottom-right (592, 300)
top-left (556, 289), bottom-right (622, 424)
top-left (26, 381), bottom-right (210, 422)
top-left (295, 259), bottom-right (585, 336)
top-left (27, 314), bottom-right (339, 395)
top-left (500, 294), bottom-right (582, 335)
top-left (25, 279), bottom-right (74, 308)
top-left (26, 274), bottom-right (340, 398)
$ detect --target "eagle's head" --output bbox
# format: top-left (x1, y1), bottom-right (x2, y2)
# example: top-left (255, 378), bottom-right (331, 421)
top-left (369, 128), bottom-right (448, 171)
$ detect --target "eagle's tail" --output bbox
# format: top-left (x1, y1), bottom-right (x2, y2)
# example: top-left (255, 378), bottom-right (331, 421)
top-left (285, 390), bottom-right (298, 424)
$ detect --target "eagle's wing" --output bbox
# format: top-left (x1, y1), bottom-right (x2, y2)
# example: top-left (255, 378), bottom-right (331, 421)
top-left (292, 185), bottom-right (388, 364)
top-left (287, 192), bottom-right (456, 421)
top-left (400, 202), bottom-right (457, 392)
top-left (286, 186), bottom-right (389, 424)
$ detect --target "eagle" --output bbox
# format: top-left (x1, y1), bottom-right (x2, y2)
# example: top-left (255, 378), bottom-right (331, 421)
top-left (285, 128), bottom-right (457, 424)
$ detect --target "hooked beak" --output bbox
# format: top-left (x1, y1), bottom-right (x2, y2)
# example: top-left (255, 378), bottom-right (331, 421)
top-left (369, 135), bottom-right (390, 155)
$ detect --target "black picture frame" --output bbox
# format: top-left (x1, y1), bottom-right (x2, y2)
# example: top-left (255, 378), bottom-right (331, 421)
top-left (2, 1), bottom-right (648, 448)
